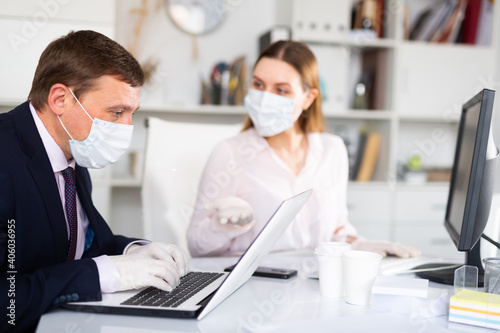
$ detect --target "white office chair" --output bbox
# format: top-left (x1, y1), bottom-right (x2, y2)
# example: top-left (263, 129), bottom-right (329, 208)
top-left (141, 117), bottom-right (242, 254)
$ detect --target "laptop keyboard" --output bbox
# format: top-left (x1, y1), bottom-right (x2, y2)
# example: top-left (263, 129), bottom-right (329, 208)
top-left (121, 271), bottom-right (225, 308)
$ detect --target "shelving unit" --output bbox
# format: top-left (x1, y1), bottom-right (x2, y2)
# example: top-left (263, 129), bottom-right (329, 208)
top-left (291, 0), bottom-right (499, 255)
top-left (139, 104), bottom-right (247, 115)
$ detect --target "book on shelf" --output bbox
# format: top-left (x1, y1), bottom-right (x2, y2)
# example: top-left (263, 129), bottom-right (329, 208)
top-left (403, 5), bottom-right (411, 40)
top-left (475, 0), bottom-right (494, 45)
top-left (219, 70), bottom-right (230, 105)
top-left (349, 129), bottom-right (368, 180)
top-left (352, 0), bottom-right (383, 38)
top-left (228, 56), bottom-right (247, 105)
top-left (415, 0), bottom-right (458, 42)
top-left (439, 0), bottom-right (468, 43)
top-left (409, 0), bottom-right (470, 44)
top-left (459, 0), bottom-right (494, 45)
top-left (369, 49), bottom-right (387, 110)
top-left (352, 49), bottom-right (387, 110)
top-left (350, 129), bottom-right (381, 182)
top-left (375, 0), bottom-right (385, 38)
top-left (207, 62), bottom-right (228, 105)
top-left (425, 167), bottom-right (452, 182)
top-left (461, 0), bottom-right (482, 44)
top-left (408, 8), bottom-right (433, 40)
top-left (202, 57), bottom-right (248, 106)
top-left (429, 0), bottom-right (460, 42)
top-left (356, 132), bottom-right (381, 182)
top-left (353, 1), bottom-right (363, 30)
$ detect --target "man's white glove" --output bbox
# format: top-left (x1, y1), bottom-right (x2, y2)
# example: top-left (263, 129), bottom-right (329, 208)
top-left (351, 239), bottom-right (421, 258)
top-left (206, 196), bottom-right (255, 226)
top-left (110, 242), bottom-right (189, 292)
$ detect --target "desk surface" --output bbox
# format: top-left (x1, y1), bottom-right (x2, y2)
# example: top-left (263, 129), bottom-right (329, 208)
top-left (36, 250), bottom-right (492, 333)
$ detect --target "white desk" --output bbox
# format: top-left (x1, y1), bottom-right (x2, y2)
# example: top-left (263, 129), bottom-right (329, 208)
top-left (36, 250), bottom-right (493, 332)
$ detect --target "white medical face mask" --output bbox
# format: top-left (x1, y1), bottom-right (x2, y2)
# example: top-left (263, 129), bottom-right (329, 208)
top-left (57, 89), bottom-right (134, 169)
top-left (244, 89), bottom-right (300, 137)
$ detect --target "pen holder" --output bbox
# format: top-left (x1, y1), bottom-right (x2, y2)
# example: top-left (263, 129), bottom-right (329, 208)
top-left (483, 258), bottom-right (500, 294)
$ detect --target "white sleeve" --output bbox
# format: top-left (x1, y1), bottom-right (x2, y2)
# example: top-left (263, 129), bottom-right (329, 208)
top-left (92, 240), bottom-right (150, 294)
top-left (187, 140), bottom-right (254, 257)
top-left (92, 255), bottom-right (120, 294)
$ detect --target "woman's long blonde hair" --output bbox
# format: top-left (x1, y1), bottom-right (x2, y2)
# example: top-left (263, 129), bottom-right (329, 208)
top-left (242, 40), bottom-right (325, 133)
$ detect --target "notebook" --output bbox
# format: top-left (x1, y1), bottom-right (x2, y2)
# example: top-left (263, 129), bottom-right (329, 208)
top-left (64, 189), bottom-right (312, 320)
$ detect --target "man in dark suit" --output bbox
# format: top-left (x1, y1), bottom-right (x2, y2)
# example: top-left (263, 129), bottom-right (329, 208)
top-left (0, 30), bottom-right (188, 332)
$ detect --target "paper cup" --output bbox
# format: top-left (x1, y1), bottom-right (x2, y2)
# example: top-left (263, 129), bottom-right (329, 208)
top-left (343, 250), bottom-right (382, 306)
top-left (314, 242), bottom-right (352, 297)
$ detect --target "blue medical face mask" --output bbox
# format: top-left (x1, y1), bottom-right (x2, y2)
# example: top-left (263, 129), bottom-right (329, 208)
top-left (244, 89), bottom-right (299, 137)
top-left (57, 89), bottom-right (134, 169)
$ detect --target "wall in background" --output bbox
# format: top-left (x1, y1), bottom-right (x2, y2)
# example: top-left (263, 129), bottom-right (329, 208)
top-left (0, 0), bottom-right (116, 103)
top-left (115, 0), bottom-right (282, 108)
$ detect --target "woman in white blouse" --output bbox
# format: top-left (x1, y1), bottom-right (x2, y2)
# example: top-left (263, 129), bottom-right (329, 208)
top-left (187, 40), bottom-right (419, 258)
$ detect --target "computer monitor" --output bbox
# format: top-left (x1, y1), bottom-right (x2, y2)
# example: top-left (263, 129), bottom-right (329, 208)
top-left (416, 88), bottom-right (499, 286)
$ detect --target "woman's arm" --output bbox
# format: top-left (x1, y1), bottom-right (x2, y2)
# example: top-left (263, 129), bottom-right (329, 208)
top-left (187, 140), bottom-right (254, 257)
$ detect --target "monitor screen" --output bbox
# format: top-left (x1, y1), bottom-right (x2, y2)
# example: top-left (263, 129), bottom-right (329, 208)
top-left (444, 89), bottom-right (497, 252)
top-left (416, 88), bottom-right (498, 286)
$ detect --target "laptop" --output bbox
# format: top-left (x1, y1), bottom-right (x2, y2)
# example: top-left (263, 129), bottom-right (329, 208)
top-left (64, 189), bottom-right (312, 320)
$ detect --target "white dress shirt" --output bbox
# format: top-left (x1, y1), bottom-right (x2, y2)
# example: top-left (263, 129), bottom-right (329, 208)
top-left (187, 128), bottom-right (358, 257)
top-left (30, 103), bottom-right (120, 293)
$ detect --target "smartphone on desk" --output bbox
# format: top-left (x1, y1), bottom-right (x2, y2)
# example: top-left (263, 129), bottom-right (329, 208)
top-left (224, 265), bottom-right (297, 279)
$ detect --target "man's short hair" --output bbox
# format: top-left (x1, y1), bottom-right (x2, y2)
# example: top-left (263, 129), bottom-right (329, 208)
top-left (28, 30), bottom-right (145, 109)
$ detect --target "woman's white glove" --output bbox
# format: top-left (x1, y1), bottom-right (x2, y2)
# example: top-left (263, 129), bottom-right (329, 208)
top-left (206, 196), bottom-right (255, 226)
top-left (350, 239), bottom-right (421, 258)
top-left (110, 242), bottom-right (189, 292)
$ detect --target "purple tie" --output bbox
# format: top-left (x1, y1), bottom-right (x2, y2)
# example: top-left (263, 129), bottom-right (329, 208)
top-left (61, 167), bottom-right (78, 261)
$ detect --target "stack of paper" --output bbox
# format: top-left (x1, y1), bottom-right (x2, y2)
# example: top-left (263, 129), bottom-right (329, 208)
top-left (449, 289), bottom-right (500, 329)
top-left (371, 276), bottom-right (449, 318)
top-left (372, 276), bottom-right (429, 297)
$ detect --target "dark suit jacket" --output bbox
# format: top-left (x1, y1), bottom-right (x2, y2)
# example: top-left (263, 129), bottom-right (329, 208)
top-left (0, 102), bottom-right (138, 332)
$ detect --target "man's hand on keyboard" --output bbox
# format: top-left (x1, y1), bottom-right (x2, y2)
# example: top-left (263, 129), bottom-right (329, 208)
top-left (128, 242), bottom-right (189, 276)
top-left (110, 242), bottom-right (189, 292)
top-left (351, 238), bottom-right (421, 258)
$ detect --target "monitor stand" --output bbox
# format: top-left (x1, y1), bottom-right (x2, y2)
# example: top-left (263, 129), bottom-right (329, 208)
top-left (415, 240), bottom-right (484, 287)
